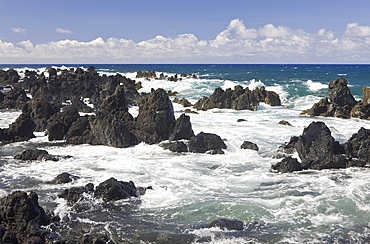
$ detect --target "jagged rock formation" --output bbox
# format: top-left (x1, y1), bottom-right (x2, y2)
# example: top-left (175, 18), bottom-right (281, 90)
top-left (0, 191), bottom-right (52, 244)
top-left (0, 113), bottom-right (36, 143)
top-left (273, 121), bottom-right (367, 173)
top-left (22, 98), bottom-right (59, 131)
top-left (193, 85), bottom-right (281, 111)
top-left (0, 87), bottom-right (30, 110)
top-left (301, 77), bottom-right (370, 119)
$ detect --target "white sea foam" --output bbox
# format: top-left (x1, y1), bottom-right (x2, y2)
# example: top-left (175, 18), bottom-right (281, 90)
top-left (305, 79), bottom-right (327, 92)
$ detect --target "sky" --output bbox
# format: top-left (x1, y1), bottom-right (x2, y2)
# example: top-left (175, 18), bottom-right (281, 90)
top-left (1, 0), bottom-right (370, 64)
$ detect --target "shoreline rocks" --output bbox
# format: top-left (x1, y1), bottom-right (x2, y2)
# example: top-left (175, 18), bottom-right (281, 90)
top-left (194, 85), bottom-right (281, 111)
top-left (0, 113), bottom-right (36, 143)
top-left (301, 77), bottom-right (370, 119)
top-left (0, 191), bottom-right (52, 244)
top-left (273, 121), bottom-right (367, 173)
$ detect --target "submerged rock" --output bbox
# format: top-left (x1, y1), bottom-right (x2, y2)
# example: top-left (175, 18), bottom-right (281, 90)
top-left (271, 156), bottom-right (302, 173)
top-left (51, 172), bottom-right (80, 184)
top-left (59, 177), bottom-right (138, 205)
top-left (209, 218), bottom-right (244, 230)
top-left (14, 149), bottom-right (59, 161)
top-left (58, 183), bottom-right (95, 205)
top-left (240, 141), bottom-right (259, 151)
top-left (160, 140), bottom-right (189, 153)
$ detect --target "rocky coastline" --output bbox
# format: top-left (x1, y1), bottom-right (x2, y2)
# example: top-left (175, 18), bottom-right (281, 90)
top-left (1, 67), bottom-right (370, 243)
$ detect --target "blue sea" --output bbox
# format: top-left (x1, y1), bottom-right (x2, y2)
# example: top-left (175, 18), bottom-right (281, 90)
top-left (1, 64), bottom-right (370, 243)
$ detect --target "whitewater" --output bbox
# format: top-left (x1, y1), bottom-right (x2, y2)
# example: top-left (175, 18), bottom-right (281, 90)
top-left (1, 64), bottom-right (370, 243)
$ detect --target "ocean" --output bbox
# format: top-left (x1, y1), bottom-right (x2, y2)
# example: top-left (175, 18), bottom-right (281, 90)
top-left (1, 64), bottom-right (370, 243)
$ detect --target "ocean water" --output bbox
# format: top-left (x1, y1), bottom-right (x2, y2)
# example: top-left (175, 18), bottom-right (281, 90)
top-left (1, 64), bottom-right (370, 243)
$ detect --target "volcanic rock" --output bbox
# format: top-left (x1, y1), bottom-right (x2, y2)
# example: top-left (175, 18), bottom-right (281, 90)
top-left (188, 132), bottom-right (227, 154)
top-left (160, 140), bottom-right (189, 153)
top-left (22, 98), bottom-right (59, 131)
top-left (194, 85), bottom-right (280, 111)
top-left (0, 69), bottom-right (20, 85)
top-left (169, 114), bottom-right (195, 141)
top-left (51, 172), bottom-right (80, 184)
top-left (273, 121), bottom-right (366, 172)
top-left (94, 177), bottom-right (137, 202)
top-left (58, 183), bottom-right (95, 205)
top-left (0, 87), bottom-right (30, 110)
top-left (271, 156), bottom-right (302, 173)
top-left (46, 106), bottom-right (80, 140)
top-left (0, 113), bottom-right (36, 143)
top-left (14, 149), bottom-right (59, 161)
top-left (0, 191), bottom-right (51, 244)
top-left (344, 127), bottom-right (370, 164)
top-left (301, 77), bottom-right (369, 119)
top-left (209, 218), bottom-right (244, 230)
top-left (240, 141), bottom-right (259, 151)
top-left (278, 120), bottom-right (292, 126)
top-left (172, 97), bottom-right (192, 107)
top-left (133, 88), bottom-right (176, 144)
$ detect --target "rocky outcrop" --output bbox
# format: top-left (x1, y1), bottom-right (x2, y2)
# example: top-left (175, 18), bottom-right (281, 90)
top-left (193, 85), bottom-right (281, 111)
top-left (240, 141), bottom-right (259, 151)
top-left (0, 87), bottom-right (30, 110)
top-left (159, 140), bottom-right (189, 153)
top-left (271, 156), bottom-right (302, 173)
top-left (94, 177), bottom-right (137, 202)
top-left (172, 97), bottom-right (192, 107)
top-left (133, 88), bottom-right (176, 144)
top-left (209, 218), bottom-right (244, 230)
top-left (0, 113), bottom-right (36, 143)
top-left (14, 149), bottom-right (59, 161)
top-left (66, 112), bottom-right (137, 148)
top-left (350, 87), bottom-right (370, 119)
top-left (58, 177), bottom-right (138, 205)
top-left (273, 121), bottom-right (366, 172)
top-left (58, 183), bottom-right (95, 205)
top-left (169, 114), bottom-right (195, 141)
top-left (0, 191), bottom-right (51, 244)
top-left (22, 98), bottom-right (59, 131)
top-left (188, 132), bottom-right (227, 154)
top-left (0, 69), bottom-right (20, 86)
top-left (50, 172), bottom-right (79, 184)
top-left (344, 127), bottom-right (370, 164)
top-left (46, 106), bottom-right (80, 140)
top-left (301, 77), bottom-right (370, 119)
top-left (136, 71), bottom-right (157, 79)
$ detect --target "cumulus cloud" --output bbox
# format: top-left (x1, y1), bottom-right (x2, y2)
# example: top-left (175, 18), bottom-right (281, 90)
top-left (55, 28), bottom-right (73, 34)
top-left (2, 19), bottom-right (370, 63)
top-left (11, 28), bottom-right (26, 34)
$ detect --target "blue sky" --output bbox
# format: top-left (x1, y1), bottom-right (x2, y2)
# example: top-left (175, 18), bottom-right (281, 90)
top-left (1, 0), bottom-right (370, 63)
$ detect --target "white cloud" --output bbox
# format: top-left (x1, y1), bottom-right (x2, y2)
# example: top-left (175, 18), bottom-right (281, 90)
top-left (55, 28), bottom-right (73, 34)
top-left (11, 28), bottom-right (26, 34)
top-left (2, 20), bottom-right (370, 64)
